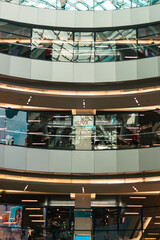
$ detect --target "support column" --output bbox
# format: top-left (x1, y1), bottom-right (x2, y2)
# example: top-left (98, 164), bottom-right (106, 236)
top-left (74, 194), bottom-right (92, 240)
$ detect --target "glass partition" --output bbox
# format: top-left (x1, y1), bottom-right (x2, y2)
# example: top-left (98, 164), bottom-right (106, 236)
top-left (0, 20), bottom-right (160, 62)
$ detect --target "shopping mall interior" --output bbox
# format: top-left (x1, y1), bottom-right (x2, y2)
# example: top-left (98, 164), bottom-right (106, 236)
top-left (0, 0), bottom-right (160, 239)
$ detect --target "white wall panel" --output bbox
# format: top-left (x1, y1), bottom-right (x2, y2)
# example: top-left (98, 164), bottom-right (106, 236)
top-left (75, 11), bottom-right (93, 28)
top-left (1, 145), bottom-right (160, 173)
top-left (0, 144), bottom-right (5, 168)
top-left (95, 150), bottom-right (117, 173)
top-left (149, 4), bottom-right (160, 22)
top-left (37, 8), bottom-right (56, 26)
top-left (1, 54), bottom-right (160, 83)
top-left (93, 10), bottom-right (112, 28)
top-left (49, 150), bottom-right (72, 173)
top-left (0, 54), bottom-right (10, 76)
top-left (94, 62), bottom-right (116, 83)
top-left (31, 59), bottom-right (52, 81)
top-left (0, 2), bottom-right (20, 22)
top-left (27, 148), bottom-right (49, 171)
top-left (56, 10), bottom-right (75, 28)
top-left (112, 8), bottom-right (131, 26)
top-left (137, 57), bottom-right (159, 79)
top-left (19, 5), bottom-right (38, 25)
top-left (139, 147), bottom-right (160, 171)
top-left (1, 2), bottom-right (160, 28)
top-left (74, 63), bottom-right (94, 83)
top-left (52, 62), bottom-right (74, 82)
top-left (10, 56), bottom-right (31, 79)
top-left (116, 60), bottom-right (137, 82)
top-left (72, 151), bottom-right (94, 173)
top-left (117, 149), bottom-right (139, 172)
top-left (4, 145), bottom-right (26, 170)
top-left (131, 6), bottom-right (150, 26)
top-left (158, 57), bottom-right (160, 76)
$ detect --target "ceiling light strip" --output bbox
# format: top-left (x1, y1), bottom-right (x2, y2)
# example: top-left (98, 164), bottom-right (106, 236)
top-left (0, 174), bottom-right (160, 185)
top-left (0, 83), bottom-right (160, 97)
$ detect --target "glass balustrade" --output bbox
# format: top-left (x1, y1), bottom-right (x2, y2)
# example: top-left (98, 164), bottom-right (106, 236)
top-left (0, 107), bottom-right (160, 150)
top-left (0, 20), bottom-right (160, 62)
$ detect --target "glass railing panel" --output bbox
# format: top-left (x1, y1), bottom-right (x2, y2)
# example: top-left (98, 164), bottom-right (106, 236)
top-left (0, 108), bottom-right (6, 145)
top-left (5, 110), bottom-right (27, 146)
top-left (73, 115), bottom-right (94, 150)
top-left (94, 126), bottom-right (117, 150)
top-left (0, 21), bottom-right (31, 38)
top-left (2, 108), bottom-right (160, 150)
top-left (0, 19), bottom-right (160, 63)
top-left (74, 32), bottom-right (94, 63)
top-left (9, 43), bottom-right (31, 58)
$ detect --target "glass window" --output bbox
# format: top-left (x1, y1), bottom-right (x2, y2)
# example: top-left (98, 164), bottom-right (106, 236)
top-left (27, 111), bottom-right (73, 149)
top-left (139, 110), bottom-right (160, 147)
top-left (32, 29), bottom-right (73, 61)
top-left (138, 25), bottom-right (160, 58)
top-left (94, 208), bottom-right (118, 230)
top-left (0, 21), bottom-right (31, 37)
top-left (74, 32), bottom-right (94, 62)
top-left (73, 115), bottom-right (94, 150)
top-left (95, 29), bottom-right (137, 61)
top-left (5, 109), bottom-right (27, 146)
top-left (47, 207), bottom-right (72, 230)
top-left (138, 24), bottom-right (160, 38)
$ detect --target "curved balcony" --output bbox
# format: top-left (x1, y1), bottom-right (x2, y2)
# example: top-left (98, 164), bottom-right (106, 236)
top-left (1, 2), bottom-right (160, 28)
top-left (1, 106), bottom-right (160, 173)
top-left (1, 0), bottom-right (160, 11)
top-left (0, 20), bottom-right (160, 63)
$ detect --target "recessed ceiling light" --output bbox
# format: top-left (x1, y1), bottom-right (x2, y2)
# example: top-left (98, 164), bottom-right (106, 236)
top-left (148, 233), bottom-right (159, 235)
top-left (21, 200), bottom-right (38, 202)
top-left (129, 196), bottom-right (146, 199)
top-left (29, 215), bottom-right (43, 217)
top-left (127, 205), bottom-right (143, 207)
top-left (31, 220), bottom-right (45, 222)
top-left (124, 212), bottom-right (139, 215)
top-left (25, 208), bottom-right (41, 210)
